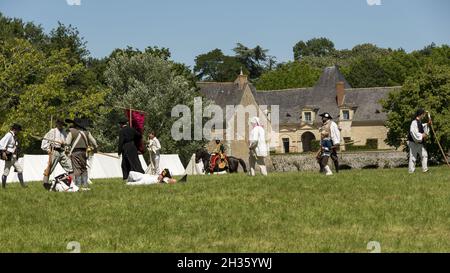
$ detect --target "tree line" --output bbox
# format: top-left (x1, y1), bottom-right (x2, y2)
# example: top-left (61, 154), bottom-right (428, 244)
top-left (1, 14), bottom-right (448, 161)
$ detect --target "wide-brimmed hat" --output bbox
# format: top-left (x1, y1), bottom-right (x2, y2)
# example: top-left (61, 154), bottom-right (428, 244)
top-left (11, 123), bottom-right (22, 131)
top-left (55, 119), bottom-right (66, 126)
top-left (249, 116), bottom-right (261, 126)
top-left (118, 117), bottom-right (129, 125)
top-left (415, 108), bottom-right (426, 118)
top-left (319, 112), bottom-right (333, 119)
top-left (65, 118), bottom-right (88, 130)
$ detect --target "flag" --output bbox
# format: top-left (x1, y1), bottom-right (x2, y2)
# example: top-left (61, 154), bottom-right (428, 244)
top-left (125, 109), bottom-right (146, 153)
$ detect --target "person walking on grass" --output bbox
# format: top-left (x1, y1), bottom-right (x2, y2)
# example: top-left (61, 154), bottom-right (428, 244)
top-left (248, 117), bottom-right (268, 176)
top-left (0, 123), bottom-right (27, 188)
top-left (408, 108), bottom-right (432, 174)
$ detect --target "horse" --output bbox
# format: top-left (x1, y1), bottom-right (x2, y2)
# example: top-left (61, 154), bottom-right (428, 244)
top-left (195, 148), bottom-right (247, 174)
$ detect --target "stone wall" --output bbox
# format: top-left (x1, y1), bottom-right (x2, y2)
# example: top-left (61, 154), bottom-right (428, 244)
top-left (270, 151), bottom-right (408, 172)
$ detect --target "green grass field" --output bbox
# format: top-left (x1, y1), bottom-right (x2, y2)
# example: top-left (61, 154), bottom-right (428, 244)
top-left (0, 167), bottom-right (449, 253)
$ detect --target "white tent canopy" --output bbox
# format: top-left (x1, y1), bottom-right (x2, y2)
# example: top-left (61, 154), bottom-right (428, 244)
top-left (5, 154), bottom-right (146, 183)
top-left (4, 153), bottom-right (185, 183)
top-left (145, 154), bottom-right (185, 176)
top-left (185, 153), bottom-right (204, 175)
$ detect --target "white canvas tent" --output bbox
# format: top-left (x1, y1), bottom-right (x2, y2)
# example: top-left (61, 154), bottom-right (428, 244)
top-left (145, 154), bottom-right (185, 176)
top-left (4, 154), bottom-right (148, 183)
top-left (185, 154), bottom-right (204, 175)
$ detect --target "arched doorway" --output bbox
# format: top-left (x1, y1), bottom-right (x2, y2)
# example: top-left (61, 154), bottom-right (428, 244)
top-left (301, 132), bottom-right (316, 152)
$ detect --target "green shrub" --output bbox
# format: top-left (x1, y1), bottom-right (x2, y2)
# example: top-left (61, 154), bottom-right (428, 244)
top-left (311, 140), bottom-right (321, 151)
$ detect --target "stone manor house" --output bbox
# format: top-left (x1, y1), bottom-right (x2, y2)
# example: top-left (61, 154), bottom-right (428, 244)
top-left (197, 66), bottom-right (399, 159)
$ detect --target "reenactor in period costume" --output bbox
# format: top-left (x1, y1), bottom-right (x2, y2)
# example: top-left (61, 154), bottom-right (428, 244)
top-left (248, 117), bottom-right (268, 176)
top-left (0, 123), bottom-right (27, 188)
top-left (118, 118), bottom-right (144, 181)
top-left (41, 119), bottom-right (73, 185)
top-left (147, 131), bottom-right (161, 175)
top-left (408, 108), bottom-right (431, 173)
top-left (317, 113), bottom-right (340, 174)
top-left (210, 138), bottom-right (228, 173)
top-left (318, 129), bottom-right (334, 175)
top-left (65, 118), bottom-right (98, 189)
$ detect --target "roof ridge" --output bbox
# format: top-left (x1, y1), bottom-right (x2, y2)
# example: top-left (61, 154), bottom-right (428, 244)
top-left (196, 81), bottom-right (235, 84)
top-left (257, 87), bottom-right (312, 92)
top-left (345, 86), bottom-right (402, 91)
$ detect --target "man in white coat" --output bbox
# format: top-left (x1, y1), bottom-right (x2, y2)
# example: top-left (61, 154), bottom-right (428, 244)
top-left (248, 117), bottom-right (268, 176)
top-left (408, 108), bottom-right (431, 173)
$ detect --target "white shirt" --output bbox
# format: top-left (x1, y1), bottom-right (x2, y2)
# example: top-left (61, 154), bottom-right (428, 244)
top-left (147, 137), bottom-right (161, 155)
top-left (126, 171), bottom-right (168, 185)
top-left (410, 120), bottom-right (429, 143)
top-left (41, 128), bottom-right (67, 151)
top-left (330, 121), bottom-right (341, 145)
top-left (249, 125), bottom-right (268, 157)
top-left (54, 181), bottom-right (79, 192)
top-left (0, 131), bottom-right (17, 153)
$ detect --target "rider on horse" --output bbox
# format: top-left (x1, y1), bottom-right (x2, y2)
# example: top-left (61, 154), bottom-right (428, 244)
top-left (210, 138), bottom-right (229, 173)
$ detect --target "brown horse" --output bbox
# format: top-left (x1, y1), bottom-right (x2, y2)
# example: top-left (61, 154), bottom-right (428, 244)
top-left (195, 148), bottom-right (247, 174)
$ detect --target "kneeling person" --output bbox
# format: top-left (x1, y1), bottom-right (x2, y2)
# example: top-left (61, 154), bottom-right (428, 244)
top-left (43, 173), bottom-right (80, 192)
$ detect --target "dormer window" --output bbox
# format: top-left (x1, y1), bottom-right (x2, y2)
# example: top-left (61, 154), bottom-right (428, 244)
top-left (342, 110), bottom-right (350, 120)
top-left (304, 112), bottom-right (312, 122)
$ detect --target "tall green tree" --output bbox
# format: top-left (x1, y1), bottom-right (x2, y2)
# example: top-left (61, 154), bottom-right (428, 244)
top-left (293, 37), bottom-right (335, 61)
top-left (233, 43), bottom-right (274, 80)
top-left (102, 50), bottom-right (207, 164)
top-left (256, 62), bottom-right (321, 90)
top-left (194, 49), bottom-right (245, 81)
top-left (382, 63), bottom-right (450, 160)
top-left (0, 38), bottom-right (108, 152)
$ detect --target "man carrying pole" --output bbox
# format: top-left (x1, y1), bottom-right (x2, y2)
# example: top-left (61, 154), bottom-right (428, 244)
top-left (408, 108), bottom-right (432, 174)
top-left (118, 118), bottom-right (144, 181)
top-left (41, 119), bottom-right (73, 186)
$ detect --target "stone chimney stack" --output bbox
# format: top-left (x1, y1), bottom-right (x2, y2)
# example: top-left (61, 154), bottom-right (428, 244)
top-left (336, 81), bottom-right (345, 107)
top-left (235, 70), bottom-right (248, 90)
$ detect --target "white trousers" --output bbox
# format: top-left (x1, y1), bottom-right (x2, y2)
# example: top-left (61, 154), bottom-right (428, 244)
top-left (408, 141), bottom-right (428, 173)
top-left (149, 153), bottom-right (160, 175)
top-left (249, 155), bottom-right (268, 176)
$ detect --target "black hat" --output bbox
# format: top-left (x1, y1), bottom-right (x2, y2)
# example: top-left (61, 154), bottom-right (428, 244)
top-left (65, 118), bottom-right (87, 130)
top-left (11, 123), bottom-right (22, 131)
top-left (55, 119), bottom-right (66, 126)
top-left (319, 112), bottom-right (333, 119)
top-left (118, 117), bottom-right (129, 125)
top-left (160, 168), bottom-right (172, 178)
top-left (415, 108), bottom-right (426, 118)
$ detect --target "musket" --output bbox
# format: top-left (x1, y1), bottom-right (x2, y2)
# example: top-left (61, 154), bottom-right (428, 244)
top-left (427, 112), bottom-right (450, 167)
top-left (31, 135), bottom-right (120, 159)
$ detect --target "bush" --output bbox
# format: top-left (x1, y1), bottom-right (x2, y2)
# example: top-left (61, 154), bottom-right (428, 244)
top-left (311, 140), bottom-right (321, 151)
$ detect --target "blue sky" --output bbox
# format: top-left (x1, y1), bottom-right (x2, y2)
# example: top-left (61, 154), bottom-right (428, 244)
top-left (1, 0), bottom-right (449, 67)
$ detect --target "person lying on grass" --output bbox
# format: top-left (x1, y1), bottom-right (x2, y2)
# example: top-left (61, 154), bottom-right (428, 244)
top-left (126, 168), bottom-right (187, 185)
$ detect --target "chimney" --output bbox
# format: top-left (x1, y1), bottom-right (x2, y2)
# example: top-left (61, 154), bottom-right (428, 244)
top-left (336, 81), bottom-right (345, 107)
top-left (234, 70), bottom-right (248, 90)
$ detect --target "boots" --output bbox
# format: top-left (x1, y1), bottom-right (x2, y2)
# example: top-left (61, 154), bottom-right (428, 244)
top-left (1, 175), bottom-right (6, 189)
top-left (18, 173), bottom-right (27, 188)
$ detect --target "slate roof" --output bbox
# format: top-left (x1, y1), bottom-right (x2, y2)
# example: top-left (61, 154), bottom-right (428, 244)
top-left (344, 87), bottom-right (400, 122)
top-left (197, 82), bottom-right (244, 109)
